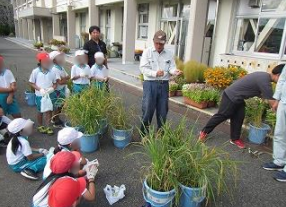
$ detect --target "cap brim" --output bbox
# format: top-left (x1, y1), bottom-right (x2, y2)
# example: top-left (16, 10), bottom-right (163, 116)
top-left (76, 131), bottom-right (83, 139)
top-left (154, 40), bottom-right (166, 44)
top-left (77, 177), bottom-right (87, 195)
top-left (24, 119), bottom-right (34, 128)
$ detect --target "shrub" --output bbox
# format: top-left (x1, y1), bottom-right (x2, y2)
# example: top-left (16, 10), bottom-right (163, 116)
top-left (173, 76), bottom-right (187, 90)
top-left (182, 84), bottom-right (220, 103)
top-left (59, 46), bottom-right (70, 54)
top-left (245, 97), bottom-right (267, 127)
top-left (169, 82), bottom-right (178, 92)
top-left (49, 39), bottom-right (66, 46)
top-left (183, 60), bottom-right (207, 83)
top-left (44, 47), bottom-right (53, 53)
top-left (33, 42), bottom-right (44, 49)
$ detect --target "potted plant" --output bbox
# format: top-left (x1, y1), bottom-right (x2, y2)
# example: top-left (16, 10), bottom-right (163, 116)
top-left (182, 84), bottom-right (220, 109)
top-left (25, 85), bottom-right (36, 106)
top-left (107, 96), bottom-right (134, 149)
top-left (173, 76), bottom-right (187, 96)
top-left (33, 42), bottom-right (43, 49)
top-left (245, 97), bottom-right (270, 144)
top-left (63, 88), bottom-right (101, 153)
top-left (183, 60), bottom-right (207, 83)
top-left (169, 82), bottom-right (178, 97)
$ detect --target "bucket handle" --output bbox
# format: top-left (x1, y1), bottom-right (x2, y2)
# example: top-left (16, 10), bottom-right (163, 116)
top-left (142, 185), bottom-right (175, 207)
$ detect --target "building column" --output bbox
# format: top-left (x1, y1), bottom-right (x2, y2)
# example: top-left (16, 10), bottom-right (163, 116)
top-left (27, 19), bottom-right (34, 40)
top-left (122, 0), bottom-right (136, 64)
top-left (88, 0), bottom-right (99, 28)
top-left (67, 6), bottom-right (76, 48)
top-left (17, 19), bottom-right (22, 38)
top-left (52, 14), bottom-right (60, 37)
top-left (184, 0), bottom-right (209, 62)
top-left (111, 6), bottom-right (123, 43)
top-left (40, 18), bottom-right (49, 43)
top-left (22, 18), bottom-right (29, 39)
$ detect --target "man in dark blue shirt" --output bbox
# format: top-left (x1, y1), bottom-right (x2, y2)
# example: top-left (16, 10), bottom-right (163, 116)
top-left (83, 26), bottom-right (107, 68)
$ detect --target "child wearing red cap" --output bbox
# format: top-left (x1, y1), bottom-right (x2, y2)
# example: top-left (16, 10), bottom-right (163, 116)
top-left (33, 151), bottom-right (97, 207)
top-left (29, 52), bottom-right (58, 135)
top-left (0, 55), bottom-right (21, 118)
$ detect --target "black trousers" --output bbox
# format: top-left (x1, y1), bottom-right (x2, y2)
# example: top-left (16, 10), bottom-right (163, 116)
top-left (202, 92), bottom-right (245, 140)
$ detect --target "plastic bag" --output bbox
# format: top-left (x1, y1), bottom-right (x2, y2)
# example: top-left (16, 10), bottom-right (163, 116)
top-left (104, 184), bottom-right (126, 205)
top-left (40, 94), bottom-right (53, 113)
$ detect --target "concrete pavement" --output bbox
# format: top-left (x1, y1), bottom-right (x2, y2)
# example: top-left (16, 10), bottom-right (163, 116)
top-left (0, 38), bottom-right (285, 207)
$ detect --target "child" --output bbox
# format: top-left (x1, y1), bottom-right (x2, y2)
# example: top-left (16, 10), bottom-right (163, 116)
top-left (90, 52), bottom-right (109, 90)
top-left (49, 51), bottom-right (69, 128)
top-left (0, 55), bottom-right (21, 118)
top-left (43, 127), bottom-right (96, 179)
top-left (71, 50), bottom-right (90, 94)
top-left (0, 106), bottom-right (11, 147)
top-left (6, 118), bottom-right (48, 180)
top-left (29, 52), bottom-right (58, 135)
top-left (33, 151), bottom-right (97, 207)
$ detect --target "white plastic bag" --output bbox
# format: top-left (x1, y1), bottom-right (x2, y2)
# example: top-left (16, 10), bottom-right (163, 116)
top-left (40, 94), bottom-right (53, 113)
top-left (65, 86), bottom-right (71, 98)
top-left (104, 184), bottom-right (126, 205)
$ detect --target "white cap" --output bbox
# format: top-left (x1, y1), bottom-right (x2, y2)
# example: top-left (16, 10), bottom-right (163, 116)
top-left (75, 50), bottom-right (86, 57)
top-left (49, 51), bottom-right (62, 60)
top-left (94, 52), bottom-right (105, 59)
top-left (57, 127), bottom-right (83, 146)
top-left (8, 118), bottom-right (34, 134)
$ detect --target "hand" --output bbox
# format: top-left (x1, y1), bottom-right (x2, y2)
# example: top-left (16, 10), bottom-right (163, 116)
top-left (156, 70), bottom-right (164, 77)
top-left (86, 164), bottom-right (98, 180)
top-left (39, 88), bottom-right (47, 96)
top-left (6, 95), bottom-right (13, 104)
top-left (38, 148), bottom-right (49, 155)
top-left (65, 75), bottom-right (70, 80)
top-left (173, 69), bottom-right (183, 76)
top-left (272, 100), bottom-right (279, 112)
top-left (11, 85), bottom-right (16, 92)
top-left (46, 87), bottom-right (54, 94)
top-left (80, 73), bottom-right (87, 78)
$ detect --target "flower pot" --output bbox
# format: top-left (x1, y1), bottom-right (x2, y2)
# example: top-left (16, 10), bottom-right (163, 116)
top-left (99, 118), bottom-right (108, 135)
top-left (80, 133), bottom-right (100, 153)
top-left (183, 97), bottom-right (208, 109)
top-left (248, 123), bottom-right (270, 145)
top-left (111, 126), bottom-right (133, 149)
top-left (169, 91), bottom-right (176, 97)
top-left (25, 91), bottom-right (36, 106)
top-left (143, 179), bottom-right (176, 207)
top-left (179, 184), bottom-right (206, 207)
top-left (207, 101), bottom-right (216, 108)
top-left (176, 90), bottom-right (183, 96)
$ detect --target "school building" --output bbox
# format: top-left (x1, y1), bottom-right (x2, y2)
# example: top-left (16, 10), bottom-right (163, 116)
top-left (12, 0), bottom-right (286, 71)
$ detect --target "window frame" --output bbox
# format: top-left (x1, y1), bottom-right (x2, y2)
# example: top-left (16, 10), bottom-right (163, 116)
top-left (137, 3), bottom-right (149, 40)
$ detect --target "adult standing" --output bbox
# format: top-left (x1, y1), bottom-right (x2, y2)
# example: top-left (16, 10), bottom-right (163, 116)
top-left (198, 67), bottom-right (283, 149)
top-left (263, 64), bottom-right (286, 182)
top-left (140, 30), bottom-right (182, 134)
top-left (83, 26), bottom-right (108, 68)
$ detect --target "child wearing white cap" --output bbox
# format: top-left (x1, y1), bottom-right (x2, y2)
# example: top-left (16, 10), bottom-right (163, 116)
top-left (49, 51), bottom-right (69, 128)
top-left (90, 52), bottom-right (109, 90)
top-left (71, 50), bottom-right (90, 94)
top-left (43, 127), bottom-right (97, 180)
top-left (6, 118), bottom-right (48, 180)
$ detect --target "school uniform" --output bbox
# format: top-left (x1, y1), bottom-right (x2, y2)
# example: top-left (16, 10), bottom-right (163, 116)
top-left (0, 69), bottom-right (20, 115)
top-left (6, 136), bottom-right (46, 173)
top-left (71, 64), bottom-right (90, 93)
top-left (51, 64), bottom-right (68, 108)
top-left (90, 63), bottom-right (109, 89)
top-left (29, 67), bottom-right (58, 112)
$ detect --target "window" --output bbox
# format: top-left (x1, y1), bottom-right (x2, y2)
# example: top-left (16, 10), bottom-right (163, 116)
top-left (79, 13), bottom-right (86, 32)
top-left (105, 10), bottom-right (111, 44)
top-left (232, 0), bottom-right (286, 57)
top-left (138, 3), bottom-right (149, 39)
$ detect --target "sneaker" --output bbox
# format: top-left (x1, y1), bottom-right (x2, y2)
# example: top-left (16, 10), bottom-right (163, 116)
top-left (20, 169), bottom-right (38, 180)
top-left (274, 171), bottom-right (286, 182)
top-left (262, 162), bottom-right (284, 171)
top-left (45, 127), bottom-right (54, 136)
top-left (37, 126), bottom-right (46, 134)
top-left (198, 131), bottom-right (208, 142)
top-left (230, 139), bottom-right (245, 149)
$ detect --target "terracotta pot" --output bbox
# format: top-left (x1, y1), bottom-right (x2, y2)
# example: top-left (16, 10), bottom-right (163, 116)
top-left (183, 97), bottom-right (208, 109)
top-left (169, 91), bottom-right (176, 97)
top-left (208, 101), bottom-right (216, 108)
top-left (176, 90), bottom-right (183, 96)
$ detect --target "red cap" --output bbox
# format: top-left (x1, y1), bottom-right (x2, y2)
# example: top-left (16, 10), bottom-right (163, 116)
top-left (50, 151), bottom-right (81, 174)
top-left (48, 177), bottom-right (86, 207)
top-left (36, 52), bottom-right (50, 62)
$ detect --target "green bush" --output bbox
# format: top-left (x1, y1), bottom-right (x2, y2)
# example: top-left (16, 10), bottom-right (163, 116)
top-left (184, 60), bottom-right (207, 83)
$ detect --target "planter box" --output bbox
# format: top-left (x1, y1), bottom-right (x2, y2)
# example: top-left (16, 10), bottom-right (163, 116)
top-left (176, 90), bottom-right (183, 96)
top-left (208, 101), bottom-right (216, 108)
top-left (183, 97), bottom-right (208, 109)
top-left (169, 91), bottom-right (176, 97)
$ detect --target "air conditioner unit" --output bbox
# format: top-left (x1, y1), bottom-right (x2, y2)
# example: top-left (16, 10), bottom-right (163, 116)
top-left (248, 0), bottom-right (260, 8)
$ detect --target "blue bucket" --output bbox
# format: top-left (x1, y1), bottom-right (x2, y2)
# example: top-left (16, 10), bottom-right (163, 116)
top-left (99, 118), bottom-right (108, 135)
top-left (143, 179), bottom-right (175, 207)
top-left (111, 126), bottom-right (133, 149)
top-left (248, 123), bottom-right (270, 144)
top-left (80, 133), bottom-right (100, 153)
top-left (179, 184), bottom-right (206, 207)
top-left (25, 91), bottom-right (35, 106)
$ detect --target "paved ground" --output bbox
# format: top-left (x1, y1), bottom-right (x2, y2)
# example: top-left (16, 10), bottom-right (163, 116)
top-left (0, 38), bottom-right (285, 207)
